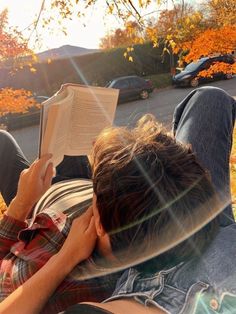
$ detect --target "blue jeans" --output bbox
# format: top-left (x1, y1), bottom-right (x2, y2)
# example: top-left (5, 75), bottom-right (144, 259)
top-left (107, 223), bottom-right (236, 314)
top-left (173, 86), bottom-right (235, 226)
top-left (0, 131), bottom-right (29, 206)
top-left (0, 86), bottom-right (235, 227)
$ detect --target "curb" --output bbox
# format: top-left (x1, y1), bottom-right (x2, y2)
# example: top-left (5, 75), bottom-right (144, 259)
top-left (154, 85), bottom-right (173, 92)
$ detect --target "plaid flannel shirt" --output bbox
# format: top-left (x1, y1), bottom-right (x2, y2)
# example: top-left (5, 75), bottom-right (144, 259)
top-left (0, 179), bottom-right (118, 314)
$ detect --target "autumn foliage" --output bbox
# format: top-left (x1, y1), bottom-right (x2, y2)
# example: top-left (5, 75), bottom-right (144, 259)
top-left (231, 127), bottom-right (236, 212)
top-left (180, 25), bottom-right (236, 78)
top-left (0, 88), bottom-right (36, 117)
top-left (198, 61), bottom-right (236, 79)
top-left (156, 4), bottom-right (205, 55)
top-left (159, 1), bottom-right (236, 77)
top-left (99, 21), bottom-right (144, 49)
top-left (205, 0), bottom-right (236, 27)
top-left (0, 197), bottom-right (6, 216)
top-left (0, 10), bottom-right (30, 61)
top-left (183, 26), bottom-right (236, 62)
top-left (98, 0), bottom-right (236, 76)
top-left (0, 10), bottom-right (35, 117)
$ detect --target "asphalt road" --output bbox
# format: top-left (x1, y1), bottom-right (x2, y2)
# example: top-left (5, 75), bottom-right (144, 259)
top-left (11, 78), bottom-right (236, 162)
top-left (114, 77), bottom-right (236, 130)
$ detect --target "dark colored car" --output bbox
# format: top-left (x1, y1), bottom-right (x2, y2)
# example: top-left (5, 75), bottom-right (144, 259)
top-left (172, 55), bottom-right (235, 87)
top-left (106, 75), bottom-right (154, 103)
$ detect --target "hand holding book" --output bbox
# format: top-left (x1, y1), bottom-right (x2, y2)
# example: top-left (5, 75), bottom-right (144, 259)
top-left (39, 84), bottom-right (119, 167)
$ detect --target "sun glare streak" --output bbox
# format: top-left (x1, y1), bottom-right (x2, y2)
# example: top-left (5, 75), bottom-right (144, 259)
top-left (68, 57), bottom-right (90, 86)
top-left (74, 197), bottom-right (231, 281)
top-left (107, 166), bottom-right (209, 265)
top-left (68, 57), bottom-right (116, 125)
top-left (78, 126), bottom-right (232, 279)
top-left (108, 175), bottom-right (204, 235)
top-left (89, 111), bottom-right (231, 274)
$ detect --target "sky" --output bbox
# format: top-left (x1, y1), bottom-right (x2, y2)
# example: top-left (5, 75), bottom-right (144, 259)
top-left (0, 0), bottom-right (202, 52)
top-left (0, 0), bottom-right (109, 51)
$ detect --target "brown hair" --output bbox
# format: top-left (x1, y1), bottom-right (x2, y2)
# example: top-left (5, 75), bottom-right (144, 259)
top-left (91, 115), bottom-right (219, 267)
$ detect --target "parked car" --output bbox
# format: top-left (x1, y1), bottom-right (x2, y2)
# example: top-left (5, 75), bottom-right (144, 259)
top-left (106, 75), bottom-right (154, 103)
top-left (32, 95), bottom-right (49, 106)
top-left (172, 55), bottom-right (235, 87)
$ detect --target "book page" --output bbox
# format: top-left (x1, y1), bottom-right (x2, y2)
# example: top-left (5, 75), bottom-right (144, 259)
top-left (39, 88), bottom-right (74, 166)
top-left (40, 105), bottom-right (59, 156)
top-left (65, 86), bottom-right (119, 155)
top-left (39, 86), bottom-right (69, 155)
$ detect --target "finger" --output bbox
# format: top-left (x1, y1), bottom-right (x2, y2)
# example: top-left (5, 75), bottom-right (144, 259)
top-left (22, 159), bottom-right (38, 176)
top-left (18, 169), bottom-right (29, 184)
top-left (37, 154), bottom-right (53, 166)
top-left (32, 154), bottom-right (53, 176)
top-left (80, 206), bottom-right (93, 223)
top-left (86, 216), bottom-right (96, 237)
top-left (43, 162), bottom-right (54, 187)
top-left (85, 205), bottom-right (93, 215)
top-left (73, 208), bottom-right (93, 230)
top-left (20, 168), bottom-right (29, 177)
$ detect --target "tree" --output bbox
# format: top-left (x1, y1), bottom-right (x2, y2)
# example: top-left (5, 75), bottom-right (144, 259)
top-left (149, 1), bottom-right (236, 77)
top-left (203, 0), bottom-right (236, 27)
top-left (0, 10), bottom-right (35, 117)
top-left (181, 1), bottom-right (236, 79)
top-left (47, 0), bottom-right (155, 27)
top-left (97, 0), bottom-right (234, 76)
top-left (151, 3), bottom-right (206, 71)
top-left (0, 88), bottom-right (36, 117)
top-left (99, 21), bottom-right (144, 49)
top-left (156, 3), bottom-right (205, 54)
top-left (3, 0), bottom-right (236, 79)
top-left (0, 10), bottom-right (29, 61)
top-left (231, 127), bottom-right (236, 209)
top-left (184, 25), bottom-right (236, 63)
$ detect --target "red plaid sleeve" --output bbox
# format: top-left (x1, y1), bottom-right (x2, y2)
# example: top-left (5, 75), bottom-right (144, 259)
top-left (0, 214), bottom-right (27, 260)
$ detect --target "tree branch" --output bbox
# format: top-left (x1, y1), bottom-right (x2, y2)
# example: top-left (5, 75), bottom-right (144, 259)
top-left (28, 0), bottom-right (46, 42)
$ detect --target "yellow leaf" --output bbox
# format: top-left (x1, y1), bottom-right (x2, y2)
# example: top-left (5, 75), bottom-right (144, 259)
top-left (32, 54), bottom-right (38, 62)
top-left (30, 67), bottom-right (37, 73)
top-left (128, 56), bottom-right (133, 62)
top-left (139, 0), bottom-right (143, 8)
top-left (108, 4), bottom-right (114, 14)
top-left (185, 17), bottom-right (191, 25)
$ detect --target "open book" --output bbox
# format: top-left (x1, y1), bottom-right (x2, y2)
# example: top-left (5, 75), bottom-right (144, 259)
top-left (39, 84), bottom-right (119, 166)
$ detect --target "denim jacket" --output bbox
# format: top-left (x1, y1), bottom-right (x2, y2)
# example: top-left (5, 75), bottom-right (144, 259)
top-left (104, 224), bottom-right (236, 313)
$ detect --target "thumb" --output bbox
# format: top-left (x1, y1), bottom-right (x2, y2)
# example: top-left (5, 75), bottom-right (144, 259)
top-left (86, 216), bottom-right (97, 239)
top-left (43, 162), bottom-right (54, 188)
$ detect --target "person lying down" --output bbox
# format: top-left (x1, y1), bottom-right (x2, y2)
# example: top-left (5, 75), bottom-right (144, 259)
top-left (0, 86), bottom-right (236, 314)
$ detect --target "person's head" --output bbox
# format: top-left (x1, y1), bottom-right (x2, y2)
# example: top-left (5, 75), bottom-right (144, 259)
top-left (90, 115), bottom-right (220, 268)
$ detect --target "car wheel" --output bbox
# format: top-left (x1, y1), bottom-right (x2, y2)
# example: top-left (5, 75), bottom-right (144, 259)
top-left (190, 78), bottom-right (199, 87)
top-left (140, 90), bottom-right (149, 100)
top-left (225, 73), bottom-right (233, 80)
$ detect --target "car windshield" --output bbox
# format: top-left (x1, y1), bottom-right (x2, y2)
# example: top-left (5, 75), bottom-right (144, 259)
top-left (184, 59), bottom-right (207, 72)
top-left (105, 81), bottom-right (112, 87)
